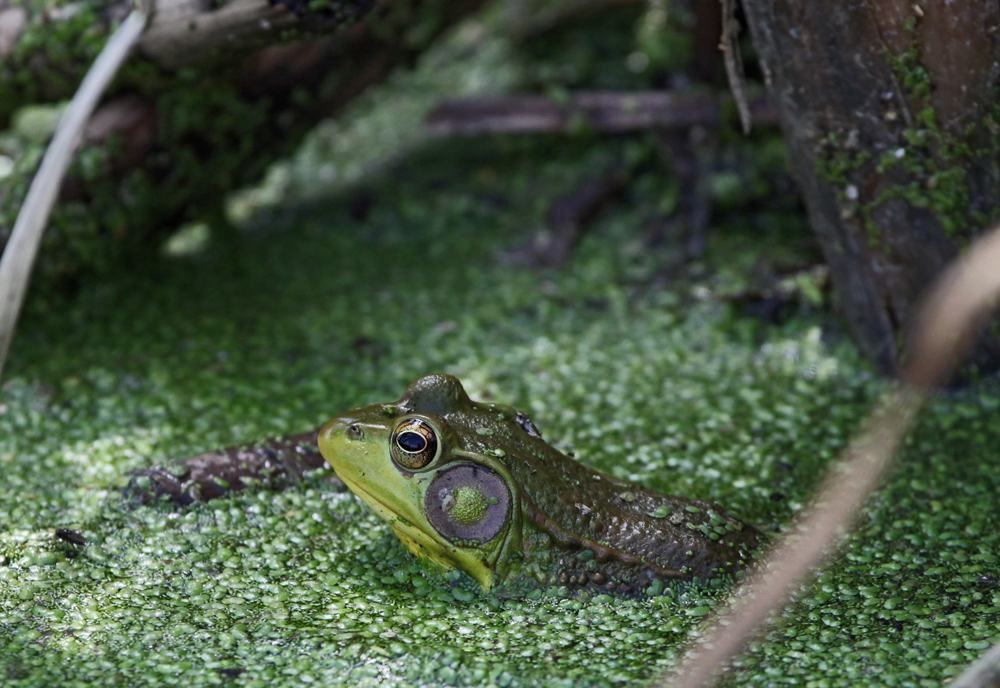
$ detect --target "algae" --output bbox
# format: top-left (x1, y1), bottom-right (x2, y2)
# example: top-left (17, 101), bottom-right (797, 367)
top-left (1, 131), bottom-right (998, 688)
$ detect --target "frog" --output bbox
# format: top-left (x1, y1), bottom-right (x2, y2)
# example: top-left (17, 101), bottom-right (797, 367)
top-left (319, 374), bottom-right (762, 595)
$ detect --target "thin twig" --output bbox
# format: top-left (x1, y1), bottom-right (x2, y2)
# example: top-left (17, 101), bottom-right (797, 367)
top-left (0, 10), bottom-right (148, 383)
top-left (657, 224), bottom-right (1000, 688)
top-left (719, 0), bottom-right (751, 134)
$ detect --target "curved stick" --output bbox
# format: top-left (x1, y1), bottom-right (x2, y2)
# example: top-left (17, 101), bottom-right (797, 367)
top-left (659, 226), bottom-right (1000, 688)
top-left (0, 10), bottom-right (148, 383)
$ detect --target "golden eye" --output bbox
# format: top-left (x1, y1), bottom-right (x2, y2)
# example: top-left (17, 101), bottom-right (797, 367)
top-left (391, 419), bottom-right (438, 469)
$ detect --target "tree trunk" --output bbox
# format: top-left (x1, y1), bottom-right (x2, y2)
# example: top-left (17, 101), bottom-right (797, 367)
top-left (0, 0), bottom-right (485, 285)
top-left (742, 0), bottom-right (1000, 377)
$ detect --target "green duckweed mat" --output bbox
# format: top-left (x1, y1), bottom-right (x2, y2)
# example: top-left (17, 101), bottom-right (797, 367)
top-left (1, 135), bottom-right (998, 687)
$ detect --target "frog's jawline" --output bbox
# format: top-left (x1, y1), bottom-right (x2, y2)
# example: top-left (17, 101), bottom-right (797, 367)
top-left (336, 472), bottom-right (392, 517)
top-left (518, 489), bottom-right (687, 579)
top-left (334, 471), bottom-right (416, 538)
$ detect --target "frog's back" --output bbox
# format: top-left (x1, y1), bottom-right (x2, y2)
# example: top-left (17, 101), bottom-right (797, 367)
top-left (504, 447), bottom-right (761, 592)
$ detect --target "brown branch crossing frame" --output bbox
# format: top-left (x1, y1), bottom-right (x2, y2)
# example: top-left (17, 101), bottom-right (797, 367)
top-left (658, 226), bottom-right (1000, 688)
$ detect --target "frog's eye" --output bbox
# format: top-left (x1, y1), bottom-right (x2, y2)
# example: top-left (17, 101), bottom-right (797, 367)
top-left (391, 418), bottom-right (439, 469)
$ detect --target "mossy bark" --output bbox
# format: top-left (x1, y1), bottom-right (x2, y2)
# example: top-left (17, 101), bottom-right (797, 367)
top-left (0, 0), bottom-right (485, 286)
top-left (742, 0), bottom-right (1000, 377)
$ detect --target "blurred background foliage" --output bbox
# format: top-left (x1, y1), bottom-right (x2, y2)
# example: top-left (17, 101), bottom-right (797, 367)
top-left (0, 0), bottom-right (795, 296)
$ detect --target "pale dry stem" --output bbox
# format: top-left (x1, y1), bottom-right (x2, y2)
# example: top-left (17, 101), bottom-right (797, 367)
top-left (0, 10), bottom-right (148, 382)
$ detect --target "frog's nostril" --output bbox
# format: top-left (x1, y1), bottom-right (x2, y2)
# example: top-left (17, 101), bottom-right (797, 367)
top-left (348, 424), bottom-right (363, 439)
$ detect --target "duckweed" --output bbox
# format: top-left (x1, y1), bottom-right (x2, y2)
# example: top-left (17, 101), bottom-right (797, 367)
top-left (1, 134), bottom-right (998, 686)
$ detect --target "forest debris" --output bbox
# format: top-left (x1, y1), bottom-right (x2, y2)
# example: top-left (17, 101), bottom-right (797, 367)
top-left (2, 0), bottom-right (491, 293)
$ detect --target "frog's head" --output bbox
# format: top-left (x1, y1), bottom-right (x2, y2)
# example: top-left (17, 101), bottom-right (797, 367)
top-left (319, 374), bottom-right (538, 589)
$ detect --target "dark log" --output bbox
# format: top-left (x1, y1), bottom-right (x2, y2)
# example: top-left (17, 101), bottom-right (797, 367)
top-left (741, 0), bottom-right (1000, 377)
top-left (424, 91), bottom-right (775, 136)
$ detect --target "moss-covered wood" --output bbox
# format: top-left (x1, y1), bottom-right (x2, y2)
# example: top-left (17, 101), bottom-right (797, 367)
top-left (742, 0), bottom-right (1000, 377)
top-left (0, 0), bottom-right (485, 285)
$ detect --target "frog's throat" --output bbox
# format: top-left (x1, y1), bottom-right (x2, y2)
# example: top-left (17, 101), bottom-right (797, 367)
top-left (519, 488), bottom-right (688, 580)
top-left (336, 471), bottom-right (496, 589)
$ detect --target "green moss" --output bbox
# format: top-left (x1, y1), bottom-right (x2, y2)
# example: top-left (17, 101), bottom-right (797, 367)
top-left (815, 23), bottom-right (998, 241)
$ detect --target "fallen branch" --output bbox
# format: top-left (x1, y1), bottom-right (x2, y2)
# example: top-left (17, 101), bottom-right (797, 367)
top-left (424, 91), bottom-right (775, 136)
top-left (136, 0), bottom-right (367, 69)
top-left (659, 224), bottom-right (1000, 688)
top-left (0, 0), bottom-right (375, 73)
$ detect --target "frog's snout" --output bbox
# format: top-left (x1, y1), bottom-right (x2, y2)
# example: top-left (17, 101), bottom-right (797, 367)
top-left (318, 415), bottom-right (387, 471)
top-left (318, 416), bottom-right (356, 462)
